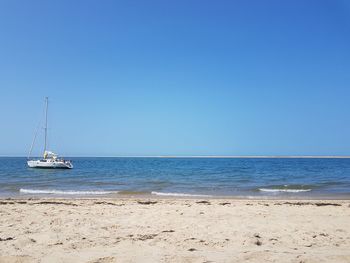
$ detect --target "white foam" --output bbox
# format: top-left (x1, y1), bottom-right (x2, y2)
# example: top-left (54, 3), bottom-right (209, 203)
top-left (20, 189), bottom-right (116, 195)
top-left (259, 188), bottom-right (312, 193)
top-left (151, 191), bottom-right (211, 197)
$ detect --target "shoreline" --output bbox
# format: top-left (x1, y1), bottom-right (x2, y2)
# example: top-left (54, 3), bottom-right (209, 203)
top-left (2, 196), bottom-right (350, 202)
top-left (1, 196), bottom-right (350, 204)
top-left (2, 192), bottom-right (350, 200)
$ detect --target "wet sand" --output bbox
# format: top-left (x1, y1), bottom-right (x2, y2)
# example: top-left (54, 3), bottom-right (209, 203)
top-left (0, 198), bottom-right (350, 262)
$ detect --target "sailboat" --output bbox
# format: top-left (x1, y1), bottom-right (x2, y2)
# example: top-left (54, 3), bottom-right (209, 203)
top-left (27, 97), bottom-right (73, 169)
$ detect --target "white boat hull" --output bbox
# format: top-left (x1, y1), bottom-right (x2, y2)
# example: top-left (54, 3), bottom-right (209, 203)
top-left (27, 160), bottom-right (73, 169)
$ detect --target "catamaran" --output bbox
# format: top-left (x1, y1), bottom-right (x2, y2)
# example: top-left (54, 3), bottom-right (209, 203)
top-left (27, 97), bottom-right (73, 169)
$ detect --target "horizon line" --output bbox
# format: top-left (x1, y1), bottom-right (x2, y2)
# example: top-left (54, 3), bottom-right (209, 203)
top-left (1, 155), bottom-right (350, 159)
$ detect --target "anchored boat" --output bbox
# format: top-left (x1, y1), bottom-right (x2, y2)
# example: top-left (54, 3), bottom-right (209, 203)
top-left (27, 97), bottom-right (73, 169)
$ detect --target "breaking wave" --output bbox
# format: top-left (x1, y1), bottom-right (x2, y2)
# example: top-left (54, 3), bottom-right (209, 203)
top-left (20, 188), bottom-right (116, 195)
top-left (259, 188), bottom-right (312, 193)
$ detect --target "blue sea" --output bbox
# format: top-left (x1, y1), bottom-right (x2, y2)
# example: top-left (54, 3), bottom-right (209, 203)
top-left (1, 157), bottom-right (350, 198)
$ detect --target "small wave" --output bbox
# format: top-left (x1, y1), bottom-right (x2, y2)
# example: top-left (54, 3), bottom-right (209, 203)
top-left (20, 189), bottom-right (116, 195)
top-left (151, 191), bottom-right (211, 197)
top-left (118, 190), bottom-right (149, 195)
top-left (259, 188), bottom-right (312, 193)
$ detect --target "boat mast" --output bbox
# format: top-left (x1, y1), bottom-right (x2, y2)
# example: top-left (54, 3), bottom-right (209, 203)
top-left (44, 97), bottom-right (48, 155)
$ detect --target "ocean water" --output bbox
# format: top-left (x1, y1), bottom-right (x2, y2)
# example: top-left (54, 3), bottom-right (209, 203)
top-left (0, 157), bottom-right (350, 198)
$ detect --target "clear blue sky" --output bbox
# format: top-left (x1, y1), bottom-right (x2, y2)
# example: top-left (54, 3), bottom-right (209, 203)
top-left (0, 0), bottom-right (349, 156)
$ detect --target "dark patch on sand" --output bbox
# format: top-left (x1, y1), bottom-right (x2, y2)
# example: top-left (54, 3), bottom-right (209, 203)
top-left (34, 201), bottom-right (78, 206)
top-left (196, 201), bottom-right (211, 205)
top-left (137, 201), bottom-right (158, 205)
top-left (0, 237), bottom-right (14, 241)
top-left (255, 240), bottom-right (262, 246)
top-left (275, 202), bottom-right (341, 207)
top-left (134, 234), bottom-right (158, 241)
top-left (94, 201), bottom-right (124, 206)
top-left (162, 230), bottom-right (175, 233)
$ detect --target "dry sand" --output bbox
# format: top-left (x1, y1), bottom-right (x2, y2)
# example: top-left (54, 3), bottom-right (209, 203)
top-left (0, 198), bottom-right (350, 263)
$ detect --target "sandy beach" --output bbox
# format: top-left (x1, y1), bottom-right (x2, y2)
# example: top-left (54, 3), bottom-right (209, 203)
top-left (0, 198), bottom-right (350, 263)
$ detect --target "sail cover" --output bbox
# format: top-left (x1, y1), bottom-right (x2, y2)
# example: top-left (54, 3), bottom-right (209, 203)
top-left (44, 151), bottom-right (58, 158)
